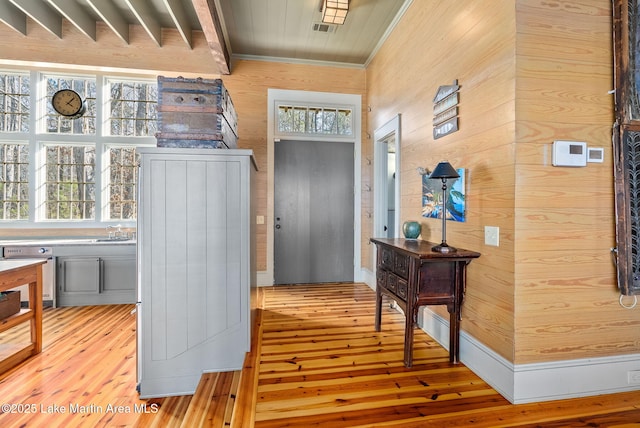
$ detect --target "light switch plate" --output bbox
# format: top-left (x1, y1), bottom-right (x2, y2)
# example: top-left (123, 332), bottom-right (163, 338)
top-left (485, 226), bottom-right (499, 246)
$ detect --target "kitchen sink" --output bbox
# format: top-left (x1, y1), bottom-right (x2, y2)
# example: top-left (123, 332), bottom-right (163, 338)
top-left (93, 238), bottom-right (134, 242)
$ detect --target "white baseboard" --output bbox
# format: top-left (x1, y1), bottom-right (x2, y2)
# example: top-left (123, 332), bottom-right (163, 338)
top-left (360, 268), bottom-right (375, 290)
top-left (418, 307), bottom-right (640, 404)
top-left (256, 270), bottom-right (272, 286)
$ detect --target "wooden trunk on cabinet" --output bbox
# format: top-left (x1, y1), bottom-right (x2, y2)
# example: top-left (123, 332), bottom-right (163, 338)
top-left (156, 76), bottom-right (238, 149)
top-left (136, 148), bottom-right (256, 398)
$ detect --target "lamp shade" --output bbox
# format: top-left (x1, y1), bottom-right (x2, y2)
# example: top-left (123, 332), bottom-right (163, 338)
top-left (429, 161), bottom-right (459, 180)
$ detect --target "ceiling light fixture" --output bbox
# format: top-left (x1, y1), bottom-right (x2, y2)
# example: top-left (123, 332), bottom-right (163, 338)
top-left (322, 0), bottom-right (349, 25)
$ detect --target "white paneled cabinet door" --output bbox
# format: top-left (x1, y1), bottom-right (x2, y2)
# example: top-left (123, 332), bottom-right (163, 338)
top-left (137, 148), bottom-right (255, 398)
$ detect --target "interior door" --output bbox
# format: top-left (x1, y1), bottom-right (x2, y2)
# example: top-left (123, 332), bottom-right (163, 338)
top-left (274, 139), bottom-right (354, 284)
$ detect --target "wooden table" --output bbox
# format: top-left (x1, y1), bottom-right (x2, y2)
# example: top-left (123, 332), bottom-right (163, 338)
top-left (0, 259), bottom-right (45, 374)
top-left (371, 238), bottom-right (480, 367)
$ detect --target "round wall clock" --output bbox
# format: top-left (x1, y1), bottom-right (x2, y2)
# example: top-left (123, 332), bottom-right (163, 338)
top-left (51, 89), bottom-right (86, 119)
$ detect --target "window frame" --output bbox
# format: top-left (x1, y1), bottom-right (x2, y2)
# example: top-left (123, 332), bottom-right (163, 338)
top-left (0, 69), bottom-right (157, 229)
top-left (275, 102), bottom-right (355, 141)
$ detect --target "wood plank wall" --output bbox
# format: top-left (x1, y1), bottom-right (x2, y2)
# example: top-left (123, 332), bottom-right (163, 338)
top-left (366, 0), bottom-right (640, 365)
top-left (514, 0), bottom-right (623, 363)
top-left (1, 0), bottom-right (638, 367)
top-left (366, 0), bottom-right (518, 361)
top-left (0, 21), bottom-right (367, 274)
top-left (220, 60), bottom-right (367, 271)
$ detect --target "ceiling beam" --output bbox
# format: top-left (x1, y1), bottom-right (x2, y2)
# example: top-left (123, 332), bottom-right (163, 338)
top-left (86, 0), bottom-right (129, 45)
top-left (164, 0), bottom-right (192, 49)
top-left (0, 1), bottom-right (26, 35)
top-left (191, 0), bottom-right (230, 75)
top-left (125, 0), bottom-right (162, 47)
top-left (47, 0), bottom-right (96, 41)
top-left (9, 0), bottom-right (62, 38)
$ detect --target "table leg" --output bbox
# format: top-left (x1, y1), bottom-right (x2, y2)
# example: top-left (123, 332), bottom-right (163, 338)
top-left (29, 265), bottom-right (43, 354)
top-left (449, 309), bottom-right (460, 364)
top-left (403, 310), bottom-right (414, 368)
top-left (374, 285), bottom-right (382, 332)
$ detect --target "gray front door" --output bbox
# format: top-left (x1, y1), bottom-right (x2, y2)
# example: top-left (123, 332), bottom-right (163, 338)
top-left (274, 139), bottom-right (354, 284)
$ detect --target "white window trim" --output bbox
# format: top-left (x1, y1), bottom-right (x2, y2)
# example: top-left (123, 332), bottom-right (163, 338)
top-left (0, 69), bottom-right (156, 229)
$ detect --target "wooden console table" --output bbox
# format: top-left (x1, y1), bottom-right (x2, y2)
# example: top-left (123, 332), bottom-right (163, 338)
top-left (371, 238), bottom-right (480, 367)
top-left (0, 259), bottom-right (45, 374)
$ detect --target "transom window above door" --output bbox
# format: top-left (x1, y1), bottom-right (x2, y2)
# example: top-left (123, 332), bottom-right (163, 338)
top-left (277, 104), bottom-right (353, 137)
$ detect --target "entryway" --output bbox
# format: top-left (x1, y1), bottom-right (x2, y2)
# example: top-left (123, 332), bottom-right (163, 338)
top-left (266, 88), bottom-right (362, 286)
top-left (274, 139), bottom-right (354, 284)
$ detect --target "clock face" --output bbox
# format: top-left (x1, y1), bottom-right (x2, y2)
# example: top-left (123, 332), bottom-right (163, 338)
top-left (51, 89), bottom-right (86, 118)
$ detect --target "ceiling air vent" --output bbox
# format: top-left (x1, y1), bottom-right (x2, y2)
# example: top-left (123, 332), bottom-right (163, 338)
top-left (313, 23), bottom-right (336, 33)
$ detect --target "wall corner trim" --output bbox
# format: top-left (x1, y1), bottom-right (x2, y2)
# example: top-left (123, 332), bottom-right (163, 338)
top-left (419, 307), bottom-right (640, 404)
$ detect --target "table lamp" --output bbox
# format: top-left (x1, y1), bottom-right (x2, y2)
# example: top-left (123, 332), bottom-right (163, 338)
top-left (429, 161), bottom-right (459, 253)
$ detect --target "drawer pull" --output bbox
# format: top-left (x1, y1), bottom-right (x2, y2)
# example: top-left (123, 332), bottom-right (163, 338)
top-left (175, 96), bottom-right (184, 103)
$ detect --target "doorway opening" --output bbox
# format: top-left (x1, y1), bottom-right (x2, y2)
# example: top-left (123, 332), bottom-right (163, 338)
top-left (266, 89), bottom-right (362, 286)
top-left (274, 139), bottom-right (354, 284)
top-left (373, 115), bottom-right (401, 250)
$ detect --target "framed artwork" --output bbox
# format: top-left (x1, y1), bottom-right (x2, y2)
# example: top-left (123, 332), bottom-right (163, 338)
top-left (422, 168), bottom-right (465, 222)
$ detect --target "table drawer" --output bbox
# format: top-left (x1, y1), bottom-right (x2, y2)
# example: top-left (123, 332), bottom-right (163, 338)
top-left (397, 278), bottom-right (408, 299)
top-left (380, 247), bottom-right (394, 270)
top-left (394, 253), bottom-right (410, 278)
top-left (386, 272), bottom-right (398, 293)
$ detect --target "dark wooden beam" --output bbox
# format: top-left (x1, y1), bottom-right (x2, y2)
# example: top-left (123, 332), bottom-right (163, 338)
top-left (191, 0), bottom-right (230, 75)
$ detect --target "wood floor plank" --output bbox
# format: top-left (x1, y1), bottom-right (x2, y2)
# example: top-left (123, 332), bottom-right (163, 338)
top-left (252, 283), bottom-right (640, 428)
top-left (0, 283), bottom-right (639, 427)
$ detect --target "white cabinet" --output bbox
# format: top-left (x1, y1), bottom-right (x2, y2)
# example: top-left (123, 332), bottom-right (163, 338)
top-left (137, 148), bottom-right (256, 398)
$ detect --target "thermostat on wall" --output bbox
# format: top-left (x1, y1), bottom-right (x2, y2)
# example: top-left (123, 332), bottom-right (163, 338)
top-left (552, 140), bottom-right (587, 167)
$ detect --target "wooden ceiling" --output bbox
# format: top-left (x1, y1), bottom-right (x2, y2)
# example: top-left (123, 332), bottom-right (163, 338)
top-left (0, 0), bottom-right (411, 75)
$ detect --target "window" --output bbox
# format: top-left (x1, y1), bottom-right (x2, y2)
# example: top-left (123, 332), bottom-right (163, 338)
top-left (106, 145), bottom-right (138, 221)
top-left (44, 144), bottom-right (95, 220)
top-left (108, 79), bottom-right (157, 136)
top-left (0, 70), bottom-right (157, 226)
top-left (0, 73), bottom-right (30, 133)
top-left (44, 75), bottom-right (96, 135)
top-left (0, 143), bottom-right (29, 220)
top-left (277, 105), bottom-right (353, 136)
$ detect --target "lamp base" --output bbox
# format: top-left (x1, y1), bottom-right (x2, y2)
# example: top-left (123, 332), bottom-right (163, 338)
top-left (432, 243), bottom-right (457, 253)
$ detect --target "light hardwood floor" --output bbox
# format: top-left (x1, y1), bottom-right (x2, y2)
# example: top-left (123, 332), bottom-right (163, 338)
top-left (0, 283), bottom-right (639, 427)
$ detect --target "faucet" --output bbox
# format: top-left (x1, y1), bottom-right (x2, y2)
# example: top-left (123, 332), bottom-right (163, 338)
top-left (106, 224), bottom-right (122, 239)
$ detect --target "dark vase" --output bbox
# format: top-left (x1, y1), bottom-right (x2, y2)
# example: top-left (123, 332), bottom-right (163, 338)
top-left (402, 221), bottom-right (421, 239)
